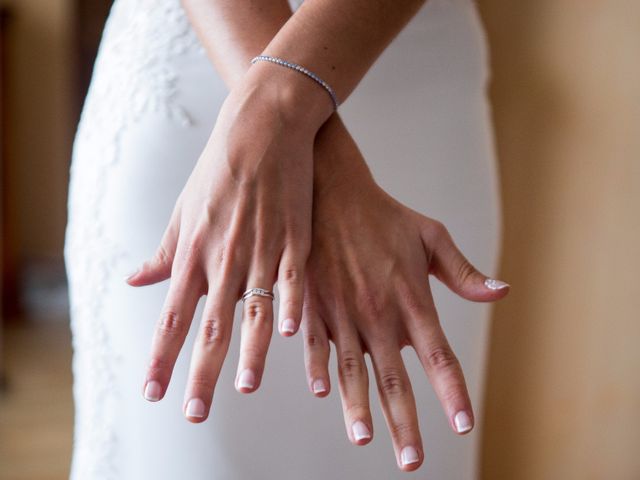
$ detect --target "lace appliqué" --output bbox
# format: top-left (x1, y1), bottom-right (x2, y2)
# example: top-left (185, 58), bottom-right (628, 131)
top-left (64, 1), bottom-right (204, 478)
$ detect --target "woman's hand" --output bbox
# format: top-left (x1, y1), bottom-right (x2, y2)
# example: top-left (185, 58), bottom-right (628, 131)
top-left (126, 63), bottom-right (333, 421)
top-left (300, 115), bottom-right (510, 472)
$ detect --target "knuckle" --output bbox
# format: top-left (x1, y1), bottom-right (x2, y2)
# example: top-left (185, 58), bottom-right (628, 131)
top-left (345, 402), bottom-right (370, 419)
top-left (455, 259), bottom-right (477, 286)
top-left (431, 219), bottom-right (449, 239)
top-left (213, 245), bottom-right (227, 267)
top-left (245, 301), bottom-right (271, 327)
top-left (378, 368), bottom-right (408, 397)
top-left (338, 350), bottom-right (365, 380)
top-left (399, 286), bottom-right (423, 316)
top-left (157, 309), bottom-right (186, 338)
top-left (154, 244), bottom-right (171, 266)
top-left (281, 266), bottom-right (302, 285)
top-left (208, 245), bottom-right (235, 279)
top-left (305, 332), bottom-right (327, 350)
top-left (200, 316), bottom-right (228, 346)
top-left (358, 288), bottom-right (386, 317)
top-left (175, 250), bottom-right (200, 279)
top-left (389, 421), bottom-right (415, 439)
top-left (425, 345), bottom-right (459, 371)
top-left (423, 219), bottom-right (450, 254)
top-left (147, 356), bottom-right (172, 374)
top-left (404, 297), bottom-right (423, 316)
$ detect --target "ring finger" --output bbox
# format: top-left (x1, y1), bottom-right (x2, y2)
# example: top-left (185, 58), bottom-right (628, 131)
top-left (235, 266), bottom-right (277, 393)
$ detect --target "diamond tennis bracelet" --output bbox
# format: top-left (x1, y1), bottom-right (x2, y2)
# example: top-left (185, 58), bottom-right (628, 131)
top-left (250, 55), bottom-right (339, 111)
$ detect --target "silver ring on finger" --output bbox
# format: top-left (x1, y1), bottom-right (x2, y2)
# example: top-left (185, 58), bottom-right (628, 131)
top-left (242, 288), bottom-right (275, 302)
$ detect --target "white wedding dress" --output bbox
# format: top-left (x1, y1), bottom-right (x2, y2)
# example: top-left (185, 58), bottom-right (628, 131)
top-left (64, 0), bottom-right (502, 478)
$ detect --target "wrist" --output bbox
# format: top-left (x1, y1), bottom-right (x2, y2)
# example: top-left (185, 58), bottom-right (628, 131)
top-left (244, 58), bottom-right (336, 133)
top-left (313, 114), bottom-right (375, 196)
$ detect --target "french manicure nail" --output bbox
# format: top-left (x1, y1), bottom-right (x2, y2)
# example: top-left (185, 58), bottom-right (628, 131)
top-left (454, 411), bottom-right (473, 433)
top-left (143, 380), bottom-right (162, 401)
top-left (401, 446), bottom-right (420, 466)
top-left (352, 421), bottom-right (371, 442)
top-left (312, 379), bottom-right (327, 394)
top-left (281, 318), bottom-right (296, 334)
top-left (484, 278), bottom-right (510, 290)
top-left (237, 369), bottom-right (255, 390)
top-left (125, 269), bottom-right (139, 282)
top-left (186, 398), bottom-right (206, 418)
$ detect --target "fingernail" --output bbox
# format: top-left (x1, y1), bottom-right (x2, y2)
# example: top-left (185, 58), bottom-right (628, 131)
top-left (125, 269), bottom-right (139, 282)
top-left (484, 278), bottom-right (510, 290)
top-left (237, 369), bottom-right (255, 390)
top-left (401, 446), bottom-right (420, 466)
top-left (400, 447), bottom-right (420, 466)
top-left (185, 398), bottom-right (206, 418)
top-left (454, 411), bottom-right (473, 433)
top-left (352, 421), bottom-right (371, 442)
top-left (312, 379), bottom-right (327, 394)
top-left (281, 318), bottom-right (297, 335)
top-left (143, 380), bottom-right (162, 401)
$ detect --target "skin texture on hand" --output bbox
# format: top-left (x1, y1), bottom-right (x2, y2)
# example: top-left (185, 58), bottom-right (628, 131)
top-left (126, 66), bottom-right (322, 421)
top-left (299, 115), bottom-right (510, 472)
top-left (126, 0), bottom-right (433, 426)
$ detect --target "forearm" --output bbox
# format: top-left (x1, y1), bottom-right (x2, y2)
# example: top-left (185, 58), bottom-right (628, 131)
top-left (262, 0), bottom-right (426, 106)
top-left (183, 0), bottom-right (426, 128)
top-left (181, 0), bottom-right (293, 89)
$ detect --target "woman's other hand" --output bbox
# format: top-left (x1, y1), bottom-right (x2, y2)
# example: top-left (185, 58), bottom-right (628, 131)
top-left (125, 62), bottom-right (333, 421)
top-left (300, 115), bottom-right (510, 472)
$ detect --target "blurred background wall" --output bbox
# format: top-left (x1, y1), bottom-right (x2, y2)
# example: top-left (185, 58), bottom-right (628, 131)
top-left (2, 0), bottom-right (72, 263)
top-left (0, 0), bottom-right (638, 479)
top-left (0, 1), bottom-right (109, 478)
top-left (1, 0), bottom-right (111, 321)
top-left (477, 1), bottom-right (640, 479)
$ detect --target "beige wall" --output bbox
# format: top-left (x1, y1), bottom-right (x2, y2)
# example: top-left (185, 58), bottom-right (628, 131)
top-left (2, 0), bottom-right (73, 260)
top-left (478, 1), bottom-right (640, 479)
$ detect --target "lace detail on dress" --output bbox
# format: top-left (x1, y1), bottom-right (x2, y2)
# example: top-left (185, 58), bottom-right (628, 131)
top-left (63, 1), bottom-right (204, 478)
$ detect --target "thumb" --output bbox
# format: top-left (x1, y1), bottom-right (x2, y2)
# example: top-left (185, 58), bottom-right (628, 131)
top-left (126, 216), bottom-right (180, 287)
top-left (421, 220), bottom-right (510, 302)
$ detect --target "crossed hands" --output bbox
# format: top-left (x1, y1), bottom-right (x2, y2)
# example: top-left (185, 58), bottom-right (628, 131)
top-left (125, 63), bottom-right (509, 472)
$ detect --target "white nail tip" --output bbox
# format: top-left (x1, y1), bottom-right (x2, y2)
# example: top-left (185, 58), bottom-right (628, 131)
top-left (185, 398), bottom-right (206, 418)
top-left (454, 411), bottom-right (473, 433)
top-left (312, 379), bottom-right (327, 394)
top-left (281, 319), bottom-right (296, 334)
top-left (484, 278), bottom-right (510, 290)
top-left (237, 370), bottom-right (255, 390)
top-left (400, 446), bottom-right (420, 466)
top-left (352, 421), bottom-right (371, 441)
top-left (144, 380), bottom-right (161, 401)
